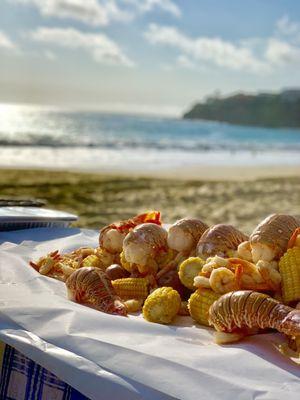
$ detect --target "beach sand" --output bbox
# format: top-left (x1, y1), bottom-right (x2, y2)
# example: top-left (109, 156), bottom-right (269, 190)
top-left (0, 167), bottom-right (299, 234)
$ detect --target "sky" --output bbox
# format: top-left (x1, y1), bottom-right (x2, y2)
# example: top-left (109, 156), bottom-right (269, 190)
top-left (1, 0), bottom-right (300, 115)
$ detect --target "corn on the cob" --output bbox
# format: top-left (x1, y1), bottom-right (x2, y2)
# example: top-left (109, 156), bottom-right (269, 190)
top-left (279, 247), bottom-right (300, 303)
top-left (157, 248), bottom-right (176, 269)
top-left (120, 251), bottom-right (133, 272)
top-left (178, 257), bottom-right (205, 290)
top-left (81, 254), bottom-right (102, 269)
top-left (111, 277), bottom-right (149, 300)
top-left (188, 288), bottom-right (220, 326)
top-left (142, 287), bottom-right (181, 324)
top-left (94, 248), bottom-right (115, 269)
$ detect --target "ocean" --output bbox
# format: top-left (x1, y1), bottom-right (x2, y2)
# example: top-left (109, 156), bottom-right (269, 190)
top-left (1, 104), bottom-right (300, 172)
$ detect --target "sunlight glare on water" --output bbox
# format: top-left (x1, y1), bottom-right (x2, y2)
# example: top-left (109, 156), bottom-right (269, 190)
top-left (0, 103), bottom-right (300, 171)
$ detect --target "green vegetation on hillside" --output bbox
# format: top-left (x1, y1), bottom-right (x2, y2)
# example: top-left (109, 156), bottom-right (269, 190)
top-left (183, 89), bottom-right (300, 128)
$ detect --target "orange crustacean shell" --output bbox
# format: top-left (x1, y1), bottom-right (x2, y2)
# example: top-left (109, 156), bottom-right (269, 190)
top-left (66, 267), bottom-right (127, 316)
top-left (209, 290), bottom-right (300, 337)
top-left (167, 218), bottom-right (209, 254)
top-left (196, 224), bottom-right (248, 260)
top-left (250, 214), bottom-right (300, 259)
top-left (99, 211), bottom-right (161, 254)
top-left (123, 223), bottom-right (168, 266)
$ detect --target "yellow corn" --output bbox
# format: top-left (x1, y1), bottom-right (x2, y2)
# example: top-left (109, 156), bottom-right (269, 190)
top-left (120, 251), bottom-right (132, 272)
top-left (188, 288), bottom-right (220, 326)
top-left (279, 247), bottom-right (300, 303)
top-left (81, 254), bottom-right (102, 269)
top-left (142, 287), bottom-right (181, 324)
top-left (178, 257), bottom-right (205, 290)
top-left (157, 248), bottom-right (176, 269)
top-left (94, 248), bottom-right (115, 269)
top-left (112, 277), bottom-right (149, 300)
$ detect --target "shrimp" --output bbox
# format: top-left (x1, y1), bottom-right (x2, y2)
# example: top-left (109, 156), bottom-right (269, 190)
top-left (196, 257), bottom-right (273, 293)
top-left (237, 241), bottom-right (253, 262)
top-left (30, 250), bottom-right (62, 276)
top-left (256, 260), bottom-right (281, 292)
top-left (209, 267), bottom-right (238, 294)
top-left (228, 258), bottom-right (274, 292)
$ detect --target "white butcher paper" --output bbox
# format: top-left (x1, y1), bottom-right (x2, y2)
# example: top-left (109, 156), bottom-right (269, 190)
top-left (0, 228), bottom-right (299, 400)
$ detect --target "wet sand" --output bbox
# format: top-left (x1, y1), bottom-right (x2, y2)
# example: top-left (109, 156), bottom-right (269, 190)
top-left (0, 168), bottom-right (299, 234)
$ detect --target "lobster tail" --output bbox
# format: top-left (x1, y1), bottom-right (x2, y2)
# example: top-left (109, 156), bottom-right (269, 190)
top-left (66, 267), bottom-right (127, 316)
top-left (197, 224), bottom-right (248, 260)
top-left (279, 309), bottom-right (300, 337)
top-left (209, 290), bottom-right (300, 338)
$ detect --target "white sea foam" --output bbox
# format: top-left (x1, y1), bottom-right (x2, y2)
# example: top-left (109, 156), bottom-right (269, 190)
top-left (1, 146), bottom-right (300, 171)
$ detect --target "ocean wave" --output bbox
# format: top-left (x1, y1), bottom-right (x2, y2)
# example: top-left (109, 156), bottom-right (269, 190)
top-left (1, 108), bottom-right (300, 154)
top-left (1, 135), bottom-right (300, 153)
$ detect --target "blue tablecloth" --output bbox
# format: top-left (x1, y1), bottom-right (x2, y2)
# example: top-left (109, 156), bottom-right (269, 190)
top-left (0, 344), bottom-right (89, 400)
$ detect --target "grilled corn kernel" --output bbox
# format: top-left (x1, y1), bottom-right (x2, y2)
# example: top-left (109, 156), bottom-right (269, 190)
top-left (178, 257), bottom-right (205, 290)
top-left (94, 248), bottom-right (115, 269)
top-left (188, 288), bottom-right (220, 326)
top-left (142, 287), bottom-right (181, 324)
top-left (120, 251), bottom-right (133, 272)
top-left (157, 248), bottom-right (176, 269)
top-left (279, 247), bottom-right (300, 303)
top-left (82, 254), bottom-right (102, 269)
top-left (112, 277), bottom-right (149, 300)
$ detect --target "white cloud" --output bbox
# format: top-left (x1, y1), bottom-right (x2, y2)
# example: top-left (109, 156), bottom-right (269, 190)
top-left (8, 0), bottom-right (180, 27)
top-left (122, 0), bottom-right (181, 18)
top-left (145, 24), bottom-right (268, 73)
top-left (9, 0), bottom-right (131, 26)
top-left (0, 31), bottom-right (16, 49)
top-left (276, 15), bottom-right (300, 37)
top-left (265, 38), bottom-right (300, 65)
top-left (44, 50), bottom-right (57, 60)
top-left (145, 19), bottom-right (300, 73)
top-left (29, 27), bottom-right (135, 66)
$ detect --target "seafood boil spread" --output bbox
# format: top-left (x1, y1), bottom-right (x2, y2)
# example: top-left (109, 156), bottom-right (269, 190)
top-left (30, 212), bottom-right (300, 360)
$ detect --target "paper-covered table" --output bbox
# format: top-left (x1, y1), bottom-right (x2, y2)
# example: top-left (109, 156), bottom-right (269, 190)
top-left (0, 228), bottom-right (299, 400)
